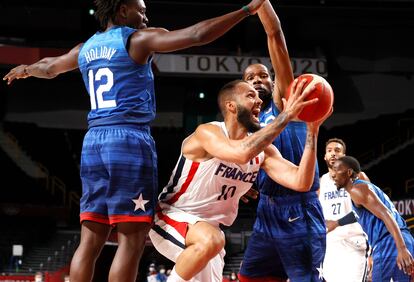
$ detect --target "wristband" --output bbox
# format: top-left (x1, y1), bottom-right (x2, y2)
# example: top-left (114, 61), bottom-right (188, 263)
top-left (338, 211), bottom-right (359, 226)
top-left (242, 5), bottom-right (251, 16)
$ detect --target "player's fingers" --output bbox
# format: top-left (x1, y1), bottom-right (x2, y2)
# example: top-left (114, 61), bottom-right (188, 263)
top-left (288, 79), bottom-right (299, 98)
top-left (294, 78), bottom-right (308, 97)
top-left (240, 196), bottom-right (249, 204)
top-left (3, 71), bottom-right (12, 80)
top-left (245, 188), bottom-right (258, 197)
top-left (299, 84), bottom-right (316, 101)
top-left (281, 97), bottom-right (287, 111)
top-left (4, 75), bottom-right (15, 85)
top-left (397, 261), bottom-right (402, 271)
top-left (301, 98), bottom-right (319, 107)
top-left (404, 262), bottom-right (411, 275)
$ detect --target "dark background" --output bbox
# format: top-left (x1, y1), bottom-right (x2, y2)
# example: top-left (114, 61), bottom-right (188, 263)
top-left (0, 0), bottom-right (414, 280)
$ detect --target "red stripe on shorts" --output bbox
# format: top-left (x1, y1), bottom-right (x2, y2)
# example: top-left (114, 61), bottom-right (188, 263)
top-left (80, 212), bottom-right (110, 225)
top-left (109, 214), bottom-right (153, 224)
top-left (157, 211), bottom-right (188, 238)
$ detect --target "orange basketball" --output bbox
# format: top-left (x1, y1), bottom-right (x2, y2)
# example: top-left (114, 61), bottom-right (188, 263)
top-left (286, 73), bottom-right (334, 122)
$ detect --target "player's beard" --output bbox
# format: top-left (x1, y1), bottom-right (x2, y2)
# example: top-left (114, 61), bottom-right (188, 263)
top-left (325, 159), bottom-right (333, 170)
top-left (237, 104), bottom-right (261, 133)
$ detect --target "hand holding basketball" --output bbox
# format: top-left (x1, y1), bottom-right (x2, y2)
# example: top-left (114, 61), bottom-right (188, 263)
top-left (281, 77), bottom-right (319, 121)
top-left (286, 74), bottom-right (334, 122)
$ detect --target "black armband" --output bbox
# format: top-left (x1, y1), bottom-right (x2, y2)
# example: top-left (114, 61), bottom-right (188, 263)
top-left (338, 211), bottom-right (359, 226)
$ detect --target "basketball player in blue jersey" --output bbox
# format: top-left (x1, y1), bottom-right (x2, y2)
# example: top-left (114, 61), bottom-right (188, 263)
top-left (3, 0), bottom-right (267, 281)
top-left (239, 1), bottom-right (326, 281)
top-left (332, 156), bottom-right (414, 281)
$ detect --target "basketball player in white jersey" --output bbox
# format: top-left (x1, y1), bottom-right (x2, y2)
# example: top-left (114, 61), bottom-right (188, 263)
top-left (149, 78), bottom-right (331, 282)
top-left (318, 138), bottom-right (371, 282)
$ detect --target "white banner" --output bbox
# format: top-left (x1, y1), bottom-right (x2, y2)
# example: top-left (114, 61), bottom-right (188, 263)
top-left (153, 54), bottom-right (327, 77)
top-left (393, 199), bottom-right (414, 216)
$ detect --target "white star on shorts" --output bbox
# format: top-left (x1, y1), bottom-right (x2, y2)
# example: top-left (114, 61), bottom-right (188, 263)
top-left (316, 263), bottom-right (324, 280)
top-left (132, 194), bottom-right (149, 212)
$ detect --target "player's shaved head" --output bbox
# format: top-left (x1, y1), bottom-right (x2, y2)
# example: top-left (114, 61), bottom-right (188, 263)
top-left (217, 79), bottom-right (249, 116)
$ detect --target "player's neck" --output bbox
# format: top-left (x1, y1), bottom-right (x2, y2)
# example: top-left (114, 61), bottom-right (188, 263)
top-left (105, 22), bottom-right (116, 32)
top-left (327, 168), bottom-right (334, 179)
top-left (224, 119), bottom-right (248, 140)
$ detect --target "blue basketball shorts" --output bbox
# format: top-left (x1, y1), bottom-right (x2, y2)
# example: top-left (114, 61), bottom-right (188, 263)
top-left (79, 124), bottom-right (158, 225)
top-left (239, 192), bottom-right (326, 282)
top-left (371, 230), bottom-right (414, 282)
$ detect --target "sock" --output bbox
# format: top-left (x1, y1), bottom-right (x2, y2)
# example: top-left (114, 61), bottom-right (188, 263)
top-left (167, 266), bottom-right (189, 282)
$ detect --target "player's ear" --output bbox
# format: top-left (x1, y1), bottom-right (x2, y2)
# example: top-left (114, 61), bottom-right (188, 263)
top-left (119, 3), bottom-right (129, 19)
top-left (226, 100), bottom-right (237, 114)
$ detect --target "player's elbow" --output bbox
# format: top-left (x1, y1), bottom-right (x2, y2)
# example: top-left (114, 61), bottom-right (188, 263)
top-left (295, 180), bottom-right (313, 192)
top-left (265, 24), bottom-right (282, 38)
top-left (296, 185), bottom-right (312, 192)
top-left (44, 62), bottom-right (59, 79)
top-left (232, 154), bottom-right (252, 165)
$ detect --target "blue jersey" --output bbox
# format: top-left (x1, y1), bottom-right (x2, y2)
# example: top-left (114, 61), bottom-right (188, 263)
top-left (258, 101), bottom-right (320, 196)
top-left (78, 26), bottom-right (155, 128)
top-left (352, 179), bottom-right (409, 247)
top-left (240, 100), bottom-right (326, 281)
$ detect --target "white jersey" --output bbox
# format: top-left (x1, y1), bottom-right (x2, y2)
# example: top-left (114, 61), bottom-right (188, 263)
top-left (319, 172), bottom-right (367, 240)
top-left (157, 121), bottom-right (264, 227)
top-left (319, 172), bottom-right (370, 282)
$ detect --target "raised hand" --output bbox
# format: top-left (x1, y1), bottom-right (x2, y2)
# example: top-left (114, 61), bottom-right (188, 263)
top-left (281, 78), bottom-right (318, 121)
top-left (246, 0), bottom-right (266, 15)
top-left (3, 65), bottom-right (29, 85)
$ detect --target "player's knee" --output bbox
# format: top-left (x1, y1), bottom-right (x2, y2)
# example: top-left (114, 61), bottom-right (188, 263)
top-left (194, 233), bottom-right (224, 258)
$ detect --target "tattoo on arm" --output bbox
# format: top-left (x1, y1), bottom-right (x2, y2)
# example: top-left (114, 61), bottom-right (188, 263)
top-left (241, 112), bottom-right (289, 153)
top-left (305, 131), bottom-right (316, 151)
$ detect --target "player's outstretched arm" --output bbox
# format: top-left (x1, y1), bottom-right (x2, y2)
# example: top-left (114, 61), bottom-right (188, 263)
top-left (350, 183), bottom-right (414, 274)
top-left (130, 0), bottom-right (265, 62)
top-left (3, 43), bottom-right (82, 84)
top-left (257, 0), bottom-right (293, 110)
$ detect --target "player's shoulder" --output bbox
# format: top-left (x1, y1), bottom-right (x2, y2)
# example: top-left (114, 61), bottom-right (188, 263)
top-left (194, 122), bottom-right (223, 136)
top-left (132, 27), bottom-right (169, 38)
top-left (319, 173), bottom-right (335, 191)
top-left (320, 172), bottom-right (330, 181)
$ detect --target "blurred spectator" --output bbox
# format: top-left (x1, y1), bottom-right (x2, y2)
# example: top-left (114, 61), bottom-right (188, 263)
top-left (147, 263), bottom-right (158, 282)
top-left (229, 271), bottom-right (239, 281)
top-left (34, 272), bottom-right (43, 282)
top-left (156, 265), bottom-right (168, 282)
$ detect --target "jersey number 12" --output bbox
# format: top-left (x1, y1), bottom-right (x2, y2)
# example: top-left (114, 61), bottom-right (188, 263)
top-left (88, 68), bottom-right (117, 109)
